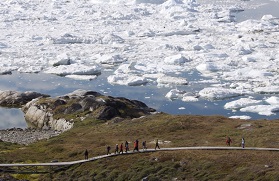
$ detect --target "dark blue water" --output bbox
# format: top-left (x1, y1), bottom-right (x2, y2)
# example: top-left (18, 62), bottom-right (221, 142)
top-left (0, 70), bottom-right (277, 129)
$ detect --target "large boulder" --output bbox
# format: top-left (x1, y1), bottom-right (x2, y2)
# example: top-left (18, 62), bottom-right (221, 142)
top-left (22, 89), bottom-right (156, 131)
top-left (22, 99), bottom-right (74, 132)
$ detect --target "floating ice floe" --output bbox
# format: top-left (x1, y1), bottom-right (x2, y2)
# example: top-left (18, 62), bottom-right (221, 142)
top-left (165, 89), bottom-right (198, 101)
top-left (242, 56), bottom-right (256, 62)
top-left (65, 75), bottom-right (97, 81)
top-left (101, 33), bottom-right (124, 44)
top-left (134, 0), bottom-right (165, 5)
top-left (164, 54), bottom-right (190, 65)
top-left (0, 65), bottom-right (17, 74)
top-left (49, 53), bottom-right (72, 66)
top-left (108, 74), bottom-right (148, 86)
top-left (229, 115), bottom-right (251, 120)
top-left (261, 14), bottom-right (279, 25)
top-left (18, 66), bottom-right (43, 73)
top-left (156, 44), bottom-right (184, 51)
top-left (165, 89), bottom-right (186, 99)
top-left (157, 75), bottom-right (188, 85)
top-left (236, 15), bottom-right (279, 32)
top-left (182, 95), bottom-right (198, 102)
top-left (199, 87), bottom-right (245, 100)
top-left (253, 86), bottom-right (279, 94)
top-left (196, 63), bottom-right (220, 75)
top-left (240, 105), bottom-right (279, 116)
top-left (161, 0), bottom-right (184, 7)
top-left (137, 29), bottom-right (156, 37)
top-left (157, 30), bottom-right (197, 37)
top-left (265, 96), bottom-right (279, 105)
top-left (50, 33), bottom-right (97, 44)
top-left (96, 54), bottom-right (127, 65)
top-left (114, 62), bottom-right (144, 75)
top-left (223, 67), bottom-right (273, 81)
top-left (224, 97), bottom-right (262, 110)
top-left (44, 64), bottom-right (101, 76)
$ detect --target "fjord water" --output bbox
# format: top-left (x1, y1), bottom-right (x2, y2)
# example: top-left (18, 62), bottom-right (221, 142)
top-left (0, 70), bottom-right (278, 129)
top-left (235, 0), bottom-right (279, 22)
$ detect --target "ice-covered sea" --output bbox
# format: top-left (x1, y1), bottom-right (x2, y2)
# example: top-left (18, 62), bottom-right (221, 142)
top-left (0, 0), bottom-right (279, 129)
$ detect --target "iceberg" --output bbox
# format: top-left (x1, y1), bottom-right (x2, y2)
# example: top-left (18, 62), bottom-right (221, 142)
top-left (157, 75), bottom-right (188, 85)
top-left (65, 75), bottom-right (97, 81)
top-left (44, 64), bottom-right (101, 76)
top-left (199, 87), bottom-right (245, 100)
top-left (108, 74), bottom-right (148, 86)
top-left (165, 89), bottom-right (186, 99)
top-left (164, 54), bottom-right (190, 65)
top-left (265, 96), bottom-right (279, 105)
top-left (253, 86), bottom-right (279, 94)
top-left (240, 105), bottom-right (279, 116)
top-left (229, 115), bottom-right (251, 120)
top-left (224, 97), bottom-right (262, 110)
top-left (96, 54), bottom-right (127, 65)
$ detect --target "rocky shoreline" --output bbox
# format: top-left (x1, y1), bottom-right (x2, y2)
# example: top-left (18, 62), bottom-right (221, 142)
top-left (0, 89), bottom-right (156, 145)
top-left (0, 128), bottom-right (61, 145)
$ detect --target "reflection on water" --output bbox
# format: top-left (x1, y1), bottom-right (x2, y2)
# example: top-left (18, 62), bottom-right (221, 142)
top-left (0, 71), bottom-right (278, 129)
top-left (0, 107), bottom-right (26, 129)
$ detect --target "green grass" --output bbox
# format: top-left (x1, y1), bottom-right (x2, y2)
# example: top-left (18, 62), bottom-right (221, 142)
top-left (1, 113), bottom-right (279, 180)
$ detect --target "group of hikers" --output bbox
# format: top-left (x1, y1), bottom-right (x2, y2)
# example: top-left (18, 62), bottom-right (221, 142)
top-left (226, 136), bottom-right (245, 148)
top-left (84, 137), bottom-right (246, 160)
top-left (107, 139), bottom-right (160, 155)
top-left (84, 139), bottom-right (160, 160)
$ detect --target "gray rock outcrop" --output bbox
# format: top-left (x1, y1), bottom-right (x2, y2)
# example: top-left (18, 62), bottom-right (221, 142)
top-left (21, 89), bottom-right (156, 132)
top-left (0, 90), bottom-right (50, 107)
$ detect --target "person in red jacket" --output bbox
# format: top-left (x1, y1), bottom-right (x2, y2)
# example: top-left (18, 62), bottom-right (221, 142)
top-left (226, 136), bottom-right (232, 146)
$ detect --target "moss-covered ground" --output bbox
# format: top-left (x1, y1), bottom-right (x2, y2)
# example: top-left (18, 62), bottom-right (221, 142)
top-left (1, 113), bottom-right (279, 180)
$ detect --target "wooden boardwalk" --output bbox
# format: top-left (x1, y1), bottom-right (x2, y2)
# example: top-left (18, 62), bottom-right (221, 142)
top-left (1, 146), bottom-right (279, 174)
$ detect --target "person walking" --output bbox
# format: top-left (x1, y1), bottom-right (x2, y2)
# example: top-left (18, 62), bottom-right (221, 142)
top-left (84, 149), bottom-right (89, 160)
top-left (133, 139), bottom-right (139, 152)
top-left (226, 136), bottom-right (232, 146)
top-left (120, 143), bottom-right (124, 154)
top-left (125, 141), bottom-right (129, 153)
top-left (155, 139), bottom-right (160, 150)
top-left (142, 141), bottom-right (147, 151)
top-left (115, 144), bottom-right (119, 154)
top-left (106, 145), bottom-right (111, 155)
top-left (241, 137), bottom-right (245, 148)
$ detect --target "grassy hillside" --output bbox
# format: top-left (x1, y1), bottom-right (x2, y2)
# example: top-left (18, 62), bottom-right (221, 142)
top-left (1, 113), bottom-right (279, 180)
